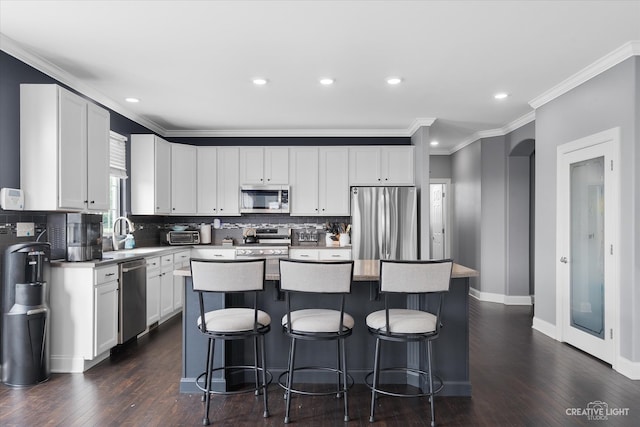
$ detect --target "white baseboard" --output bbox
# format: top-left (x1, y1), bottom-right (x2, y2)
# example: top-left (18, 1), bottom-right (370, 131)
top-left (532, 316), bottom-right (558, 339)
top-left (616, 356), bottom-right (640, 380)
top-left (50, 352), bottom-right (110, 373)
top-left (469, 288), bottom-right (533, 306)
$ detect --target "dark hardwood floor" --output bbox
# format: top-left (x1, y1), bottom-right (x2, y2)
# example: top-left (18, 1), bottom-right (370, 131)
top-left (1, 299), bottom-right (638, 426)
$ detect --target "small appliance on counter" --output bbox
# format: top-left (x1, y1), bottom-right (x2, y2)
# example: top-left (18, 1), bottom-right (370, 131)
top-left (165, 230), bottom-right (200, 245)
top-left (199, 223), bottom-right (212, 244)
top-left (47, 213), bottom-right (102, 261)
top-left (1, 242), bottom-right (51, 386)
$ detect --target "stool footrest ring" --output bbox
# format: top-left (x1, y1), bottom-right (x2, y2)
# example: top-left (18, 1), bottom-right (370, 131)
top-left (364, 367), bottom-right (443, 398)
top-left (196, 365), bottom-right (272, 396)
top-left (278, 366), bottom-right (354, 397)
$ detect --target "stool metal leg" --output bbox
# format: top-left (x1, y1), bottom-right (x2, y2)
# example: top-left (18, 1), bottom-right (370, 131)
top-left (253, 335), bottom-right (260, 396)
top-left (284, 337), bottom-right (297, 424)
top-left (260, 334), bottom-right (270, 418)
top-left (201, 336), bottom-right (212, 402)
top-left (369, 337), bottom-right (381, 423)
top-left (341, 336), bottom-right (349, 422)
top-left (336, 339), bottom-right (342, 398)
top-left (427, 340), bottom-right (435, 427)
top-left (203, 338), bottom-right (215, 426)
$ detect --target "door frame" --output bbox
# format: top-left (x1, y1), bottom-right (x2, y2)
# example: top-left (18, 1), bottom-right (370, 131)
top-left (430, 178), bottom-right (451, 259)
top-left (555, 127), bottom-right (620, 367)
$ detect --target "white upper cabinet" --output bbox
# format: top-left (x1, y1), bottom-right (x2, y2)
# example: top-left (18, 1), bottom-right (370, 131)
top-left (131, 134), bottom-right (172, 215)
top-left (319, 147), bottom-right (350, 215)
top-left (171, 143), bottom-right (197, 215)
top-left (289, 147), bottom-right (319, 215)
top-left (20, 84), bottom-right (110, 212)
top-left (197, 146), bottom-right (240, 216)
top-left (290, 146), bottom-right (349, 216)
top-left (349, 146), bottom-right (414, 185)
top-left (240, 147), bottom-right (289, 184)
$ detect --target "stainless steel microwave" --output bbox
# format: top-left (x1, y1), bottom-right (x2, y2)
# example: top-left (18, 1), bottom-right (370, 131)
top-left (240, 185), bottom-right (290, 213)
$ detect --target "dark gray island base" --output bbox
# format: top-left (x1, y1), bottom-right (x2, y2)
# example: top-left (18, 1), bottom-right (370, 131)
top-left (177, 260), bottom-right (478, 397)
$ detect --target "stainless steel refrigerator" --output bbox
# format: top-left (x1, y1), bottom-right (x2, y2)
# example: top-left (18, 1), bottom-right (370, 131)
top-left (350, 186), bottom-right (418, 260)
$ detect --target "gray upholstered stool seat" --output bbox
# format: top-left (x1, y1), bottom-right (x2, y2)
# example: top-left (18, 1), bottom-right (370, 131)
top-left (281, 309), bottom-right (355, 333)
top-left (366, 309), bottom-right (436, 334)
top-left (200, 308), bottom-right (271, 333)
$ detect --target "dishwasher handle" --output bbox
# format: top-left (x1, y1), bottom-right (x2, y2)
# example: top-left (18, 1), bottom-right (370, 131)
top-left (120, 260), bottom-right (147, 273)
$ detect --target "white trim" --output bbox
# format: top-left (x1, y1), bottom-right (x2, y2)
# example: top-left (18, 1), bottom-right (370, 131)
top-left (616, 356), bottom-right (640, 380)
top-left (530, 41), bottom-right (640, 109)
top-left (469, 287), bottom-right (533, 306)
top-left (407, 117), bottom-right (437, 135)
top-left (532, 316), bottom-right (557, 340)
top-left (1, 34), bottom-right (165, 135)
top-left (449, 111), bottom-right (536, 155)
top-left (555, 127), bottom-right (621, 367)
top-left (163, 126), bottom-right (432, 138)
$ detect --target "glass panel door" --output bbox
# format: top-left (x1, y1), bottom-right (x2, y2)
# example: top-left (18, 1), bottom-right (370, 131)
top-left (570, 157), bottom-right (604, 338)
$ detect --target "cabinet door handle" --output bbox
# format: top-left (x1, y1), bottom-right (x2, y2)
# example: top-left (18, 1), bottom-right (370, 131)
top-left (105, 272), bottom-right (116, 277)
top-left (300, 254), bottom-right (310, 258)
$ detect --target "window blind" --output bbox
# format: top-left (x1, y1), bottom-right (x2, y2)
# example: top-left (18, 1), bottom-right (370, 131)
top-left (109, 131), bottom-right (128, 178)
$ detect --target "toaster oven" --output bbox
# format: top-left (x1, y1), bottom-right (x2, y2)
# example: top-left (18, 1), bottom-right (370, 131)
top-left (165, 230), bottom-right (200, 245)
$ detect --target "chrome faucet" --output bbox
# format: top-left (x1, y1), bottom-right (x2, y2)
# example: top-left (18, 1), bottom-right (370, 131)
top-left (112, 216), bottom-right (135, 250)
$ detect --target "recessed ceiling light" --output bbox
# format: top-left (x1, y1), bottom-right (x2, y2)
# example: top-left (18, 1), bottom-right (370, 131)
top-left (319, 78), bottom-right (335, 86)
top-left (252, 78), bottom-right (268, 86)
top-left (386, 77), bottom-right (403, 85)
top-left (430, 141), bottom-right (439, 146)
top-left (494, 92), bottom-right (509, 99)
top-left (125, 97), bottom-right (139, 103)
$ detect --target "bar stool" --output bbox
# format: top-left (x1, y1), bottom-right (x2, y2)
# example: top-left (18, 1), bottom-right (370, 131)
top-left (278, 259), bottom-right (355, 424)
top-left (365, 259), bottom-right (453, 426)
top-left (190, 258), bottom-right (271, 426)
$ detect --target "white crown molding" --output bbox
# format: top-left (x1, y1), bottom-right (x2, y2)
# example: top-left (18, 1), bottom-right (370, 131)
top-left (1, 34), bottom-right (166, 135)
top-left (407, 117), bottom-right (437, 136)
top-left (164, 126), bottom-right (428, 138)
top-left (449, 111), bottom-right (535, 155)
top-left (529, 40), bottom-right (640, 109)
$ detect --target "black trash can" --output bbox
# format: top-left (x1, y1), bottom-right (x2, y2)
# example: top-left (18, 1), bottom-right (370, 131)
top-left (1, 242), bottom-right (51, 386)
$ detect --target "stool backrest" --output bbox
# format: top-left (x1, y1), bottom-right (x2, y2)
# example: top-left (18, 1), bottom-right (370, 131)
top-left (191, 258), bottom-right (266, 292)
top-left (279, 259), bottom-right (354, 294)
top-left (380, 260), bottom-right (453, 294)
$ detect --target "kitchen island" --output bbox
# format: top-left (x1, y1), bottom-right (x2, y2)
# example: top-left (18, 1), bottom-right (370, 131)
top-left (175, 260), bottom-right (478, 396)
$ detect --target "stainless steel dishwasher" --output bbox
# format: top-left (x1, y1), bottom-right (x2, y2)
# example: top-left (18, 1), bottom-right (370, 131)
top-left (118, 258), bottom-right (147, 344)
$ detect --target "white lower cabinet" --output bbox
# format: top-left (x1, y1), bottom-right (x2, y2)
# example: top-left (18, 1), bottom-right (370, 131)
top-left (160, 254), bottom-right (174, 320)
top-left (173, 250), bottom-right (190, 311)
top-left (289, 248), bottom-right (352, 261)
top-left (94, 279), bottom-right (118, 357)
top-left (190, 248), bottom-right (236, 260)
top-left (49, 264), bottom-right (119, 373)
top-left (146, 257), bottom-right (161, 325)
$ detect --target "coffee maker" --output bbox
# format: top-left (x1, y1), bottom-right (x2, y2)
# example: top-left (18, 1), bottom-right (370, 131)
top-left (1, 242), bottom-right (51, 386)
top-left (48, 213), bottom-right (103, 261)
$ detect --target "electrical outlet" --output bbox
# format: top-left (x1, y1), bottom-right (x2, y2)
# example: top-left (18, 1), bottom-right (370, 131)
top-left (16, 222), bottom-right (35, 237)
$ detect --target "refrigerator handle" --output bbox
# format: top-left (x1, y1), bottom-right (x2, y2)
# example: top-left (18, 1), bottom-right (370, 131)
top-left (377, 190), bottom-right (385, 258)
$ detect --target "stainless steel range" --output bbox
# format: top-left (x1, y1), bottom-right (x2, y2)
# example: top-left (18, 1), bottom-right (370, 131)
top-left (235, 246), bottom-right (289, 259)
top-left (236, 227), bottom-right (290, 259)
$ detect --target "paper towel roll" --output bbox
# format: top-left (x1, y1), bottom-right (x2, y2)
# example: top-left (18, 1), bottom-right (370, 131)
top-left (200, 223), bottom-right (212, 244)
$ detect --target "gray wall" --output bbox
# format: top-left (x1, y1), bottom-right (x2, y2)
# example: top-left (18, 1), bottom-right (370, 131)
top-left (534, 57), bottom-right (638, 361)
top-left (451, 141), bottom-right (481, 290)
top-left (480, 136), bottom-right (507, 295)
top-left (429, 155), bottom-right (452, 179)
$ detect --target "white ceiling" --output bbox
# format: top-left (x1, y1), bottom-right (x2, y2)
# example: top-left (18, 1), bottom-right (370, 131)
top-left (1, 0), bottom-right (639, 152)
